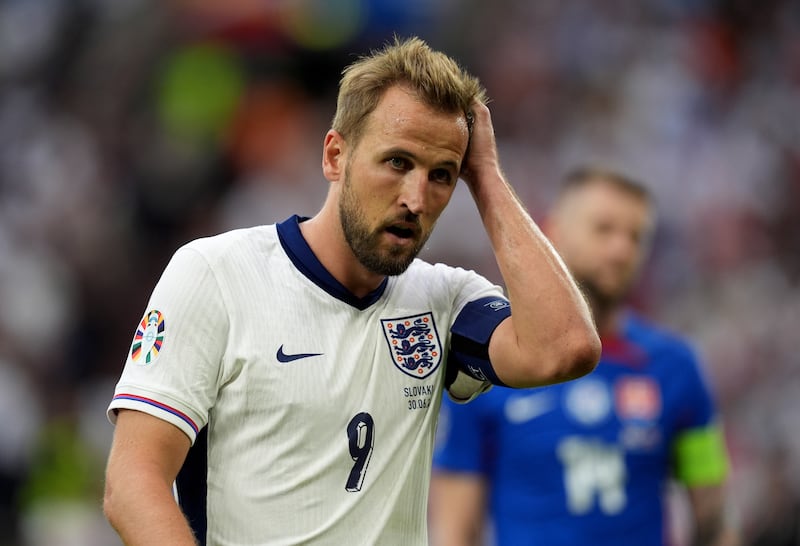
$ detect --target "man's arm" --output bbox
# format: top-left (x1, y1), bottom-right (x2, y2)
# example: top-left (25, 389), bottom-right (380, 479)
top-left (672, 417), bottom-right (737, 546)
top-left (104, 409), bottom-right (197, 545)
top-left (460, 102), bottom-right (601, 388)
top-left (429, 472), bottom-right (487, 546)
top-left (687, 484), bottom-right (740, 546)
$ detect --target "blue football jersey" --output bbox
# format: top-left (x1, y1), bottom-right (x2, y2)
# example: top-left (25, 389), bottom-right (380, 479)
top-left (433, 313), bottom-right (726, 546)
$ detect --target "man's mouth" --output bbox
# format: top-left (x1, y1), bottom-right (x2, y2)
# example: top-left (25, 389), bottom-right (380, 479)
top-left (386, 225), bottom-right (416, 240)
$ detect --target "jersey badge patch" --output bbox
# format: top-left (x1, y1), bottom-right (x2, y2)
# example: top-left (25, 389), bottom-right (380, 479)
top-left (130, 310), bottom-right (166, 365)
top-left (565, 377), bottom-right (612, 426)
top-left (615, 376), bottom-right (662, 421)
top-left (381, 312), bottom-right (442, 379)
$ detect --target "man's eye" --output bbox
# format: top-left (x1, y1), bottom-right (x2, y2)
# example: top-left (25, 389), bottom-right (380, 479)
top-left (389, 157), bottom-right (407, 169)
top-left (430, 169), bottom-right (453, 184)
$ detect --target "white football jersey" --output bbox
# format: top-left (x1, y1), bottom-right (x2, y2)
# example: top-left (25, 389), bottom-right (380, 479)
top-left (108, 216), bottom-right (509, 545)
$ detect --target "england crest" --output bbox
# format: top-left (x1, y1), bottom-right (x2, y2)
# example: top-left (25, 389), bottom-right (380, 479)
top-left (381, 312), bottom-right (442, 379)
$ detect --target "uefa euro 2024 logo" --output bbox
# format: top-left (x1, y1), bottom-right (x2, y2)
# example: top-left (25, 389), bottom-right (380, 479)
top-left (130, 310), bottom-right (166, 365)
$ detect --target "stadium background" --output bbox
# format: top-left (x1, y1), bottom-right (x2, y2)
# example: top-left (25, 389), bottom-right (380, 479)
top-left (0, 0), bottom-right (797, 544)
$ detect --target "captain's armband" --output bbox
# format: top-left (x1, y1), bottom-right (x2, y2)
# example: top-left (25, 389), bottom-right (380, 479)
top-left (447, 296), bottom-right (511, 387)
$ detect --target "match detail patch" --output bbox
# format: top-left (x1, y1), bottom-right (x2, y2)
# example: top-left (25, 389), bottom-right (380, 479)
top-left (130, 310), bottom-right (166, 365)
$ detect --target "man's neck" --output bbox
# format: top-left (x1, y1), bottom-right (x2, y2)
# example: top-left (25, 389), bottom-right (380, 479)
top-left (299, 212), bottom-right (386, 298)
top-left (591, 302), bottom-right (624, 339)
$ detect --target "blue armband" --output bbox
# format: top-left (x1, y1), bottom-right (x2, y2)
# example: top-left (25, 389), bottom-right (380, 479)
top-left (447, 296), bottom-right (511, 387)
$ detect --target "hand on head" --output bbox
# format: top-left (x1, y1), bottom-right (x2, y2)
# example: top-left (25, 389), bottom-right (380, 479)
top-left (460, 100), bottom-right (500, 192)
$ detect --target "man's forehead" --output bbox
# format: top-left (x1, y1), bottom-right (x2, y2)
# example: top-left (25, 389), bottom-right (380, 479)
top-left (370, 87), bottom-right (468, 131)
top-left (561, 180), bottom-right (650, 209)
top-left (361, 93), bottom-right (469, 159)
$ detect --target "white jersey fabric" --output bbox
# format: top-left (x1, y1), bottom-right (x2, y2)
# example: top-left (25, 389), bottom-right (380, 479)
top-left (107, 215), bottom-right (508, 545)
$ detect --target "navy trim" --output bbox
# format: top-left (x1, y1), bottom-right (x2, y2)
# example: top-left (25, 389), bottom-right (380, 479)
top-left (276, 215), bottom-right (387, 310)
top-left (448, 296), bottom-right (511, 386)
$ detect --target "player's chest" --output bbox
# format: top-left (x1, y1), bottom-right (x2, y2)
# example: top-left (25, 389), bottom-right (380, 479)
top-left (503, 370), bottom-right (670, 453)
top-left (219, 297), bottom-right (450, 413)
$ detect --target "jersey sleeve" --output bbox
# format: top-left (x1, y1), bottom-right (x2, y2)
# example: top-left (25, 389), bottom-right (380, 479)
top-left (107, 245), bottom-right (229, 444)
top-left (669, 343), bottom-right (729, 486)
top-left (672, 423), bottom-right (729, 486)
top-left (429, 264), bottom-right (510, 392)
top-left (448, 296), bottom-right (512, 387)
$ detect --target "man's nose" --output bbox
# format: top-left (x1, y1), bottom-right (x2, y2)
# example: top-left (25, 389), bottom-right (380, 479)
top-left (608, 231), bottom-right (639, 263)
top-left (399, 173), bottom-right (428, 215)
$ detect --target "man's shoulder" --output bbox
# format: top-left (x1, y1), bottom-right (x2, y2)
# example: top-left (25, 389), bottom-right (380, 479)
top-left (181, 224), bottom-right (279, 263)
top-left (403, 259), bottom-right (485, 283)
top-left (625, 312), bottom-right (698, 363)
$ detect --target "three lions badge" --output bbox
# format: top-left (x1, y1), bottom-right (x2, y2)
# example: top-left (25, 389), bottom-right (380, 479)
top-left (381, 312), bottom-right (442, 379)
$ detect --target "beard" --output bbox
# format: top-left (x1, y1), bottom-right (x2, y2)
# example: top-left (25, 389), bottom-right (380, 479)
top-left (338, 167), bottom-right (429, 276)
top-left (574, 273), bottom-right (631, 314)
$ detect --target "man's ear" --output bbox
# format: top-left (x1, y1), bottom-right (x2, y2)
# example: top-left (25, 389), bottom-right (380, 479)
top-left (322, 130), bottom-right (346, 182)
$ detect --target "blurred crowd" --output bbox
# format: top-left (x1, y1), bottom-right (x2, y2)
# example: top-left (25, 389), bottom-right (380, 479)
top-left (0, 0), bottom-right (797, 544)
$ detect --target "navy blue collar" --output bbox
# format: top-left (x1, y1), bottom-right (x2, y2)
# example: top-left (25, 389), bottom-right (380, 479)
top-left (276, 215), bottom-right (388, 310)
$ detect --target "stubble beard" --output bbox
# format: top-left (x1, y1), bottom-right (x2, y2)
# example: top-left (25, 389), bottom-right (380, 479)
top-left (575, 274), bottom-right (631, 319)
top-left (338, 167), bottom-right (428, 277)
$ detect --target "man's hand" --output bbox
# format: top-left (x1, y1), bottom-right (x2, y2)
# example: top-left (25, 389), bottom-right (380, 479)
top-left (460, 101), bottom-right (502, 193)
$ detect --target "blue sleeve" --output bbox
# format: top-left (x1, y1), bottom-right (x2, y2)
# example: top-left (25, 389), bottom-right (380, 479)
top-left (668, 342), bottom-right (729, 485)
top-left (671, 342), bottom-right (718, 430)
top-left (433, 393), bottom-right (493, 475)
top-left (448, 296), bottom-right (511, 386)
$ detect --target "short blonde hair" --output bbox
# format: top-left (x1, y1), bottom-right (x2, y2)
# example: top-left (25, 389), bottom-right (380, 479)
top-left (560, 166), bottom-right (653, 206)
top-left (332, 36), bottom-right (488, 144)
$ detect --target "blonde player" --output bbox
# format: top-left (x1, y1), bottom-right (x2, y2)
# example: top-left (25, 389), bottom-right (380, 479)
top-left (102, 37), bottom-right (600, 545)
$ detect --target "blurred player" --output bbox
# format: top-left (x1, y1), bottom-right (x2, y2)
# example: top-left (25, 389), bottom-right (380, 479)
top-left (431, 167), bottom-right (738, 546)
top-left (102, 37), bottom-right (600, 545)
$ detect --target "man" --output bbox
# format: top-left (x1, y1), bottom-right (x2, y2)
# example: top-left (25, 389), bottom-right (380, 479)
top-left (430, 167), bottom-right (735, 546)
top-left (102, 37), bottom-right (600, 545)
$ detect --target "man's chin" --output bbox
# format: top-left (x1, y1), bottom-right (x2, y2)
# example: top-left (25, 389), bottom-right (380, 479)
top-left (597, 287), bottom-right (631, 308)
top-left (359, 249), bottom-right (416, 277)
top-left (383, 253), bottom-right (417, 276)
top-left (579, 280), bottom-right (629, 309)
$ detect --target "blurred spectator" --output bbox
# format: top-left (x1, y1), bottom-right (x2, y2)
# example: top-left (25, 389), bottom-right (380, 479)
top-left (0, 354), bottom-right (41, 546)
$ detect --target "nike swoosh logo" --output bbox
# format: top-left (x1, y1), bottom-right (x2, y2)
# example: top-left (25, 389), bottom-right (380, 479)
top-left (276, 345), bottom-right (323, 363)
top-left (505, 392), bottom-right (554, 424)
